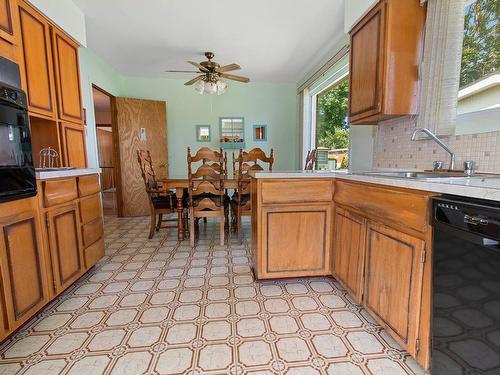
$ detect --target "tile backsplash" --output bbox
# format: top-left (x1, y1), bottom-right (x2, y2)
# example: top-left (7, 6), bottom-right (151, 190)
top-left (372, 116), bottom-right (500, 173)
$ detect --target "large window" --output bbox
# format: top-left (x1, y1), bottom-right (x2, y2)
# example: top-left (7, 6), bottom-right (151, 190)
top-left (457, 0), bottom-right (499, 115)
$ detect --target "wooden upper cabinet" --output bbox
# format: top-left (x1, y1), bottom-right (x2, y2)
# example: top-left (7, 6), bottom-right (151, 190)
top-left (46, 202), bottom-right (84, 295)
top-left (18, 1), bottom-right (56, 119)
top-left (60, 122), bottom-right (87, 168)
top-left (52, 29), bottom-right (83, 124)
top-left (364, 221), bottom-right (425, 357)
top-left (332, 206), bottom-right (366, 303)
top-left (349, 0), bottom-right (426, 124)
top-left (0, 197), bottom-right (48, 333)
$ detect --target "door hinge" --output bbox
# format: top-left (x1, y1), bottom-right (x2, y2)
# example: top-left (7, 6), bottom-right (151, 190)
top-left (421, 250), bottom-right (426, 264)
top-left (415, 338), bottom-right (421, 354)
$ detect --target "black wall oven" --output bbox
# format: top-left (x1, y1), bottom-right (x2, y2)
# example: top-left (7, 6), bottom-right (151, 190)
top-left (0, 82), bottom-right (36, 202)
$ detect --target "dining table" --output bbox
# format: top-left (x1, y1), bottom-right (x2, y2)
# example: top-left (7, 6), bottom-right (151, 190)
top-left (158, 175), bottom-right (238, 240)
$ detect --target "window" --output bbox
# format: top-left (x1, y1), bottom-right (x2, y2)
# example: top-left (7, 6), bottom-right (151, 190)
top-left (457, 0), bottom-right (499, 115)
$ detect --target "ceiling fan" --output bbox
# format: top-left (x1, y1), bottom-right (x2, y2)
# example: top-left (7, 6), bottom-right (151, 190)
top-left (165, 52), bottom-right (250, 94)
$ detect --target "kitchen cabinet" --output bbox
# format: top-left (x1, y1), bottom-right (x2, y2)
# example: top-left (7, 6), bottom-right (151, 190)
top-left (45, 202), bottom-right (84, 295)
top-left (348, 0), bottom-right (426, 124)
top-left (17, 0), bottom-right (56, 119)
top-left (332, 206), bottom-right (366, 303)
top-left (60, 121), bottom-right (87, 168)
top-left (52, 28), bottom-right (83, 124)
top-left (0, 197), bottom-right (49, 339)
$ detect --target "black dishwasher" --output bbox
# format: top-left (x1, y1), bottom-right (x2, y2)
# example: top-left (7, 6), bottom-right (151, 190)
top-left (432, 195), bottom-right (500, 375)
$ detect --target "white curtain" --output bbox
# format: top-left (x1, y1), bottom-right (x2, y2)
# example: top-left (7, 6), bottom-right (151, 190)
top-left (416, 0), bottom-right (466, 135)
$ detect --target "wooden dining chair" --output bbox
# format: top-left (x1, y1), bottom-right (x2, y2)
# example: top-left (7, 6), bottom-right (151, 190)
top-left (231, 148), bottom-right (274, 241)
top-left (137, 149), bottom-right (186, 239)
top-left (304, 149), bottom-right (316, 170)
top-left (187, 147), bottom-right (228, 246)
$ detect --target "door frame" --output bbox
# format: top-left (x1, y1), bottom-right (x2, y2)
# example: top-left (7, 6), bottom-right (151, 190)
top-left (91, 84), bottom-right (123, 217)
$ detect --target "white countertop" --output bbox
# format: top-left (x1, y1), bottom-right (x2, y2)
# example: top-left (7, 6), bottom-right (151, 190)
top-left (36, 168), bottom-right (101, 180)
top-left (249, 170), bottom-right (500, 202)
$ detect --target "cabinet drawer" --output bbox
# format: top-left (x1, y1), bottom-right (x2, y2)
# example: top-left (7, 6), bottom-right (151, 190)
top-left (84, 237), bottom-right (104, 269)
top-left (82, 217), bottom-right (103, 248)
top-left (79, 194), bottom-right (101, 224)
top-left (42, 178), bottom-right (78, 207)
top-left (334, 180), bottom-right (431, 233)
top-left (260, 179), bottom-right (333, 204)
top-left (78, 174), bottom-right (99, 197)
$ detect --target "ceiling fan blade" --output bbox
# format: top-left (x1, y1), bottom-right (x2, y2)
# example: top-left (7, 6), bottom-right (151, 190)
top-left (220, 73), bottom-right (250, 83)
top-left (165, 70), bottom-right (200, 73)
top-left (187, 61), bottom-right (209, 72)
top-left (184, 75), bottom-right (205, 86)
top-left (216, 63), bottom-right (241, 73)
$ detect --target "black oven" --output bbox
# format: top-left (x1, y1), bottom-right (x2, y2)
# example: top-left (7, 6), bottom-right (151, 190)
top-left (0, 82), bottom-right (36, 202)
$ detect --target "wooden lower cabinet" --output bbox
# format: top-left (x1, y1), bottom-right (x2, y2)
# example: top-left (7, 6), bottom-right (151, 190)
top-left (259, 204), bottom-right (332, 279)
top-left (0, 197), bottom-right (48, 340)
top-left (364, 221), bottom-right (425, 357)
top-left (332, 206), bottom-right (366, 303)
top-left (45, 202), bottom-right (84, 295)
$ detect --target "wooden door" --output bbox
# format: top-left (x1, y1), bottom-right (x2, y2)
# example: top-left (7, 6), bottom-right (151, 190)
top-left (0, 197), bottom-right (48, 333)
top-left (364, 221), bottom-right (425, 356)
top-left (18, 1), bottom-right (56, 119)
top-left (52, 28), bottom-right (83, 123)
top-left (46, 203), bottom-right (84, 295)
top-left (115, 97), bottom-right (167, 216)
top-left (332, 207), bottom-right (366, 303)
top-left (60, 121), bottom-right (87, 168)
top-left (260, 203), bottom-right (332, 278)
top-left (349, 1), bottom-right (385, 123)
top-left (0, 0), bottom-right (16, 43)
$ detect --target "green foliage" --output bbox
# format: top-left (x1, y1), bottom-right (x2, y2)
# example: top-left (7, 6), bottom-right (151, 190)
top-left (460, 0), bottom-right (500, 87)
top-left (316, 79), bottom-right (349, 150)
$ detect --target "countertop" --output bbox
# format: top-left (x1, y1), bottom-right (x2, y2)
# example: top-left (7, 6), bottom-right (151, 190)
top-left (36, 168), bottom-right (101, 180)
top-left (249, 170), bottom-right (500, 202)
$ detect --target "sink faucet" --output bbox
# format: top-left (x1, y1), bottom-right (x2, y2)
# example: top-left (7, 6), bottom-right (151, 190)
top-left (411, 128), bottom-right (455, 171)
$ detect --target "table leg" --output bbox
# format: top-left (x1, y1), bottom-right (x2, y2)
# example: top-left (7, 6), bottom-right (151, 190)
top-left (176, 188), bottom-right (184, 241)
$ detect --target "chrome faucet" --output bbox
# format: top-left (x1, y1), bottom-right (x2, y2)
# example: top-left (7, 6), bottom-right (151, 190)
top-left (411, 128), bottom-right (455, 171)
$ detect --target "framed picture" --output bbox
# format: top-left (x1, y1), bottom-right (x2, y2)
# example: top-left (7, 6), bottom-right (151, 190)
top-left (196, 125), bottom-right (211, 142)
top-left (219, 117), bottom-right (245, 149)
top-left (253, 124), bottom-right (267, 141)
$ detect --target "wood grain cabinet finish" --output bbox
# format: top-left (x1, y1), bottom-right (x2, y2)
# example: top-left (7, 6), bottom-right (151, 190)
top-left (17, 1), bottom-right (56, 119)
top-left (45, 203), bottom-right (84, 295)
top-left (349, 0), bottom-right (425, 124)
top-left (0, 197), bottom-right (48, 337)
top-left (60, 122), bottom-right (87, 168)
top-left (52, 28), bottom-right (83, 124)
top-left (364, 221), bottom-right (425, 357)
top-left (332, 206), bottom-right (366, 303)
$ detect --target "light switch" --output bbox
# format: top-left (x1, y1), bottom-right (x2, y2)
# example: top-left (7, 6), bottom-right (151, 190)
top-left (140, 127), bottom-right (146, 141)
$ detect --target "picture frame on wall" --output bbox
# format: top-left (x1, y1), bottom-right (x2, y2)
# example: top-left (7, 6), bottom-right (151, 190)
top-left (196, 125), bottom-right (211, 142)
top-left (253, 124), bottom-right (267, 141)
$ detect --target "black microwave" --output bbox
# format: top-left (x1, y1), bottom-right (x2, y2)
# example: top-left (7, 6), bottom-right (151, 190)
top-left (0, 82), bottom-right (36, 202)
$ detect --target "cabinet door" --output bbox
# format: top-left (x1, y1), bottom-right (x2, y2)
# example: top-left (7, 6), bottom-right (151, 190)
top-left (332, 207), bottom-right (366, 303)
top-left (60, 122), bottom-right (87, 168)
top-left (349, 1), bottom-right (385, 123)
top-left (46, 203), bottom-right (84, 295)
top-left (52, 28), bottom-right (83, 123)
top-left (364, 221), bottom-right (425, 356)
top-left (18, 1), bottom-right (56, 119)
top-left (0, 199), bottom-right (48, 333)
top-left (260, 204), bottom-right (332, 279)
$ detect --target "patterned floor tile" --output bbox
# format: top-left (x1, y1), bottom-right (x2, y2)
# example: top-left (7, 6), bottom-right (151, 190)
top-left (0, 216), bottom-right (429, 375)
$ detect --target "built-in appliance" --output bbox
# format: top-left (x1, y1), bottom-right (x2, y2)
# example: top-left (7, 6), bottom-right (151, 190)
top-left (0, 82), bottom-right (36, 202)
top-left (432, 195), bottom-right (500, 374)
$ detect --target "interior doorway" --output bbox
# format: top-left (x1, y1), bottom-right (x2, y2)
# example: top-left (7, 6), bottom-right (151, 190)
top-left (92, 85), bottom-right (117, 216)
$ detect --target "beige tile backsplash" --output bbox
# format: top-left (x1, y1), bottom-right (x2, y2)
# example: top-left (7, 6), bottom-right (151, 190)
top-left (372, 117), bottom-right (500, 173)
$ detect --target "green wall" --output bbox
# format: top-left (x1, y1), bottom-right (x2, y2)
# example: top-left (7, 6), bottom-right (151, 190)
top-left (79, 47), bottom-right (298, 175)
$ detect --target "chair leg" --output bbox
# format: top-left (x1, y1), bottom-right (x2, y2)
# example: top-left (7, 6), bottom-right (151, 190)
top-left (189, 211), bottom-right (195, 247)
top-left (149, 212), bottom-right (156, 239)
top-left (156, 213), bottom-right (163, 231)
top-left (220, 216), bottom-right (225, 246)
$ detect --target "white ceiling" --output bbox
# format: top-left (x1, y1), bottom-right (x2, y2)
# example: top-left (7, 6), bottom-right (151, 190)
top-left (74, 0), bottom-right (345, 83)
